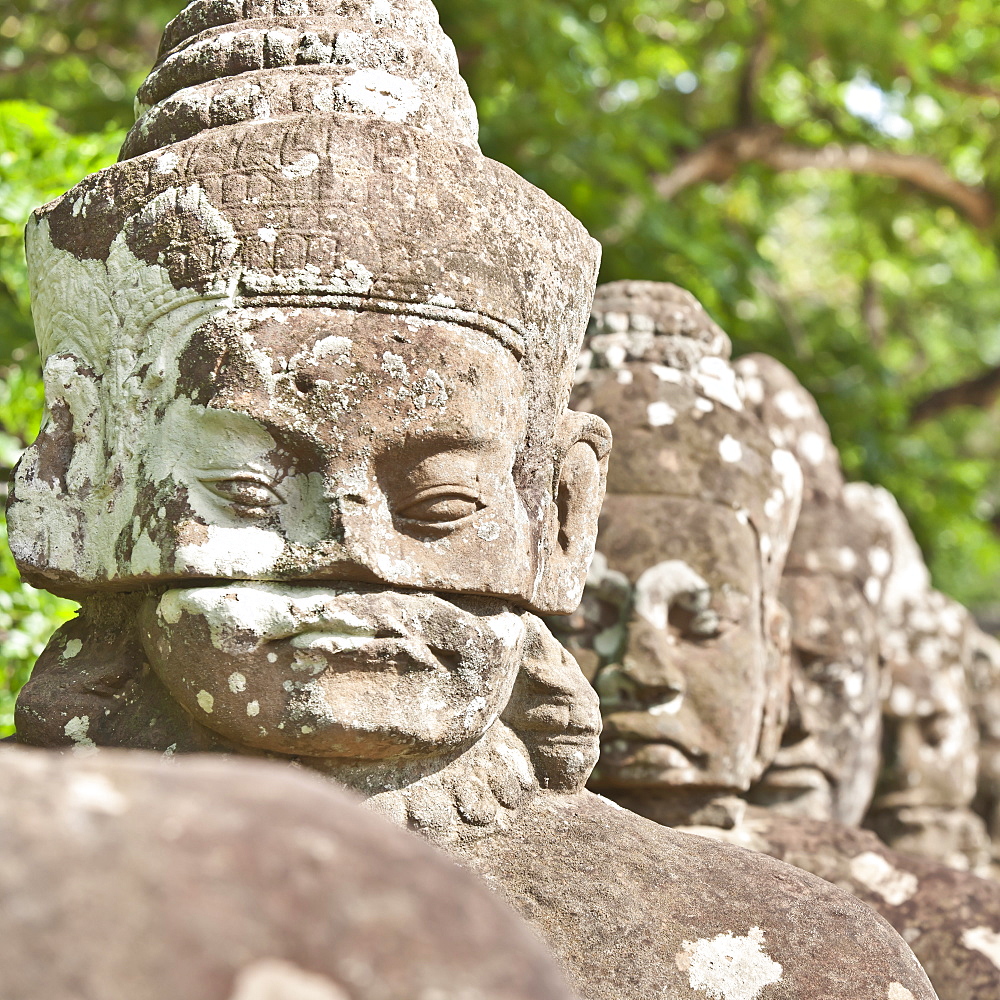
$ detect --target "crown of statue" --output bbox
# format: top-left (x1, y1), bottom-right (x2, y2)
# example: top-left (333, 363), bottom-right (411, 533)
top-left (583, 280), bottom-right (732, 372)
top-left (576, 281), bottom-right (802, 591)
top-left (27, 0), bottom-right (600, 384)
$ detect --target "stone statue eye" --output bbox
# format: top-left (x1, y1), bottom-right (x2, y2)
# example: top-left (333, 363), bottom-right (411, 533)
top-left (203, 477), bottom-right (282, 514)
top-left (396, 491), bottom-right (483, 524)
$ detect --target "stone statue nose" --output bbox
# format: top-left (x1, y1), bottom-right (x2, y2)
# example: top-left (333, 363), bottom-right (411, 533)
top-left (619, 617), bottom-right (687, 696)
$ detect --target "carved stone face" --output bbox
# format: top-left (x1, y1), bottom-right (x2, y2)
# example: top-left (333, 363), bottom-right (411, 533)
top-left (749, 500), bottom-right (889, 826)
top-left (16, 295), bottom-right (611, 777)
top-left (735, 359), bottom-right (888, 827)
top-left (92, 305), bottom-right (602, 761)
top-left (591, 498), bottom-right (782, 791)
top-left (567, 297), bottom-right (799, 799)
top-left (123, 308), bottom-right (538, 599)
top-left (753, 575), bottom-right (882, 823)
top-left (875, 593), bottom-right (978, 812)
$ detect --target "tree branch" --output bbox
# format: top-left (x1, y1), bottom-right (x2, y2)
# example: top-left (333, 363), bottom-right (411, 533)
top-left (736, 8), bottom-right (775, 126)
top-left (653, 126), bottom-right (996, 230)
top-left (935, 75), bottom-right (1000, 101)
top-left (911, 365), bottom-right (1000, 424)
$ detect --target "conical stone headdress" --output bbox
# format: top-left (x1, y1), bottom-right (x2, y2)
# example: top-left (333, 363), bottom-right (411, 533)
top-left (14, 0), bottom-right (601, 595)
top-left (576, 281), bottom-right (803, 595)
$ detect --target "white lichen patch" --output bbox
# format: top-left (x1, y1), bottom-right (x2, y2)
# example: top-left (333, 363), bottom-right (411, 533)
top-left (154, 151), bottom-right (179, 174)
top-left (848, 852), bottom-right (919, 906)
top-left (774, 387), bottom-right (812, 421)
top-left (719, 435), bottom-right (743, 464)
top-left (246, 700), bottom-right (261, 717)
top-left (770, 448), bottom-right (803, 499)
top-left (335, 68), bottom-right (422, 124)
top-left (869, 545), bottom-right (892, 579)
top-left (797, 429), bottom-right (827, 466)
top-left (650, 363), bottom-right (683, 384)
top-left (175, 524), bottom-right (285, 577)
top-left (634, 560), bottom-right (709, 631)
top-left (63, 638), bottom-right (83, 659)
top-left (485, 611), bottom-right (524, 649)
top-left (64, 715), bottom-right (95, 749)
top-left (648, 401), bottom-right (677, 427)
top-left (257, 226), bottom-right (278, 244)
top-left (228, 958), bottom-right (349, 1000)
top-left (962, 926), bottom-right (1000, 970)
top-left (228, 672), bottom-right (248, 694)
top-left (677, 927), bottom-right (782, 1000)
top-left (279, 152), bottom-right (320, 180)
top-left (196, 690), bottom-right (215, 714)
top-left (693, 357), bottom-right (744, 411)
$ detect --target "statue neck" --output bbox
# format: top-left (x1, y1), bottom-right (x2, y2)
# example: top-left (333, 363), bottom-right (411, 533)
top-left (303, 721), bottom-right (540, 844)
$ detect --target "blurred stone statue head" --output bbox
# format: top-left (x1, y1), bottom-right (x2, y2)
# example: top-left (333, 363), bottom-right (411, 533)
top-left (863, 486), bottom-right (989, 873)
top-left (738, 358), bottom-right (890, 827)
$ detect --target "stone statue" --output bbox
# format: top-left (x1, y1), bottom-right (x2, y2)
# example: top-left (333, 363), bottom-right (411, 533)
top-left (735, 354), bottom-right (889, 828)
top-left (861, 487), bottom-right (992, 876)
top-left (569, 282), bottom-right (1000, 999)
top-left (10, 5), bottom-right (939, 998)
top-left (0, 746), bottom-right (576, 1000)
top-left (968, 625), bottom-right (1000, 876)
top-left (572, 281), bottom-right (802, 828)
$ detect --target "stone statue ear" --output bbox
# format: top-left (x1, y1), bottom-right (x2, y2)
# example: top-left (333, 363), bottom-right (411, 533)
top-left (754, 597), bottom-right (793, 780)
top-left (534, 411), bottom-right (612, 615)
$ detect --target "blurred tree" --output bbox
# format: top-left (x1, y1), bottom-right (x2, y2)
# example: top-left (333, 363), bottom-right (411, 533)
top-left (435, 0), bottom-right (1000, 610)
top-left (1, 0), bottom-right (1000, 732)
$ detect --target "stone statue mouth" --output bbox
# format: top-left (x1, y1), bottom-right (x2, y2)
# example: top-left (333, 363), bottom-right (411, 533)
top-left (284, 636), bottom-right (443, 675)
top-left (757, 763), bottom-right (833, 795)
top-left (871, 788), bottom-right (946, 811)
top-left (600, 735), bottom-right (706, 769)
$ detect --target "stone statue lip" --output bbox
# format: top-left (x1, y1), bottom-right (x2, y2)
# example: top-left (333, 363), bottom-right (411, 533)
top-left (756, 763), bottom-right (833, 795)
top-left (600, 735), bottom-right (704, 768)
top-left (150, 582), bottom-right (508, 675)
top-left (600, 714), bottom-right (707, 762)
top-left (872, 788), bottom-right (942, 810)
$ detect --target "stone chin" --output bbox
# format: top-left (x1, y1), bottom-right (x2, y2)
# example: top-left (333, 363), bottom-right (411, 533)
top-left (138, 582), bottom-right (526, 761)
top-left (593, 736), bottom-right (733, 791)
top-left (750, 764), bottom-right (836, 820)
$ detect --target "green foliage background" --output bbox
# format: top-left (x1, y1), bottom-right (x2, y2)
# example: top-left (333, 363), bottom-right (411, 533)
top-left (1, 0), bottom-right (999, 734)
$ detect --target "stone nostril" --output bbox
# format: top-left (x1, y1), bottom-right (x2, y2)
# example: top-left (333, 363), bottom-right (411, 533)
top-left (620, 652), bottom-right (685, 699)
top-left (594, 668), bottom-right (638, 706)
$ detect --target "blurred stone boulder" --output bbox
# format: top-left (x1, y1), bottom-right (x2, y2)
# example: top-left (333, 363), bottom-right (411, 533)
top-left (0, 747), bottom-right (576, 1000)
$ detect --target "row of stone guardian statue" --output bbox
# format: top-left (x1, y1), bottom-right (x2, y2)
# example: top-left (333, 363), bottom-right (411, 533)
top-left (2, 2), bottom-right (997, 999)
